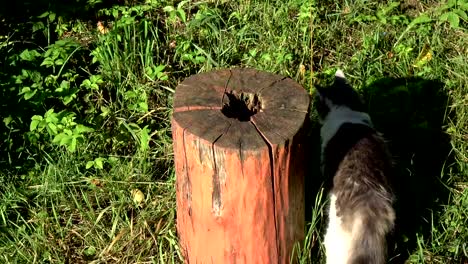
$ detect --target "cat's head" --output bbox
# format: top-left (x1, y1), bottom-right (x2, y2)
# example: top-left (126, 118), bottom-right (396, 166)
top-left (315, 69), bottom-right (366, 122)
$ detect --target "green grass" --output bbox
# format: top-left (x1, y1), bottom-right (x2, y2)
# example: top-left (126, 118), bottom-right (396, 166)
top-left (1, 0), bottom-right (467, 263)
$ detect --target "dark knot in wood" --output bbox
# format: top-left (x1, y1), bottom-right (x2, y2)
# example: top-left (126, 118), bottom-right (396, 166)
top-left (221, 91), bottom-right (262, 122)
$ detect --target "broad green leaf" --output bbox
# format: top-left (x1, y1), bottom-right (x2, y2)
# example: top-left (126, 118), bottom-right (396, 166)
top-left (154, 64), bottom-right (165, 74)
top-left (163, 6), bottom-right (175, 12)
top-left (461, 2), bottom-right (468, 11)
top-left (45, 109), bottom-right (57, 121)
top-left (83, 79), bottom-right (91, 86)
top-left (31, 82), bottom-right (42, 89)
top-left (94, 158), bottom-right (104, 169)
top-left (140, 126), bottom-right (150, 152)
top-left (86, 161), bottom-right (94, 169)
top-left (53, 133), bottom-right (67, 144)
top-left (138, 102), bottom-right (148, 112)
top-left (44, 108), bottom-right (54, 116)
top-left (48, 12), bottom-right (56, 22)
top-left (108, 157), bottom-right (118, 165)
top-left (19, 86), bottom-right (30, 95)
top-left (440, 12), bottom-right (460, 28)
top-left (31, 115), bottom-right (43, 121)
top-left (454, 9), bottom-right (467, 20)
top-left (63, 128), bottom-right (73, 136)
top-left (177, 0), bottom-right (189, 10)
top-left (63, 94), bottom-right (75, 105)
top-left (44, 75), bottom-right (57, 85)
top-left (55, 39), bottom-right (75, 47)
top-left (100, 106), bottom-right (110, 117)
top-left (158, 73), bottom-right (168, 81)
top-left (74, 124), bottom-right (94, 134)
top-left (44, 47), bottom-right (53, 58)
top-left (182, 53), bottom-right (192, 61)
top-left (3, 116), bottom-right (12, 126)
top-left (55, 80), bottom-right (69, 92)
top-left (32, 21), bottom-right (45, 33)
top-left (48, 123), bottom-right (58, 135)
top-left (84, 246), bottom-right (96, 257)
top-left (59, 135), bottom-right (73, 146)
top-left (19, 50), bottom-right (41, 61)
top-left (411, 14), bottom-right (431, 25)
top-left (145, 66), bottom-right (153, 74)
top-left (447, 0), bottom-right (457, 8)
top-left (125, 90), bottom-right (137, 98)
top-left (55, 58), bottom-right (64, 65)
top-left (178, 9), bottom-right (187, 23)
top-left (70, 137), bottom-right (77, 152)
top-left (90, 74), bottom-right (103, 83)
top-left (91, 54), bottom-right (99, 64)
top-left (24, 89), bottom-right (37, 100)
top-left (446, 12), bottom-right (460, 28)
top-left (30, 119), bottom-right (41, 131)
top-left (440, 13), bottom-right (449, 21)
top-left (38, 11), bottom-right (49, 18)
top-left (195, 56), bottom-right (206, 63)
top-left (41, 57), bottom-right (55, 67)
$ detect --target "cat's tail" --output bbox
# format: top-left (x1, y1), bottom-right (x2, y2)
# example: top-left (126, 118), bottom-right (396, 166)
top-left (349, 203), bottom-right (395, 264)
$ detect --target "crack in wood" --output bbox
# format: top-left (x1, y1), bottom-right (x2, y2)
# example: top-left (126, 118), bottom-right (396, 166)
top-left (221, 69), bottom-right (233, 108)
top-left (181, 125), bottom-right (193, 232)
top-left (248, 119), bottom-right (280, 258)
top-left (256, 76), bottom-right (288, 94)
top-left (174, 105), bottom-right (223, 113)
top-left (210, 122), bottom-right (232, 217)
top-left (252, 116), bottom-right (288, 143)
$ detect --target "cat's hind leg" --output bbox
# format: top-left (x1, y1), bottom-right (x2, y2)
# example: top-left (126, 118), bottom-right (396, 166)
top-left (324, 194), bottom-right (353, 264)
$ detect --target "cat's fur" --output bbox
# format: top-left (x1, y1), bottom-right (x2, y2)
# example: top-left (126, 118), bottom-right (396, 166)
top-left (316, 70), bottom-right (395, 264)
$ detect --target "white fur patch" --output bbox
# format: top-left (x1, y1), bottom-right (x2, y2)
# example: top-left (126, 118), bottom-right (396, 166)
top-left (320, 106), bottom-right (372, 154)
top-left (324, 194), bottom-right (352, 264)
top-left (335, 69), bottom-right (345, 79)
top-left (324, 194), bottom-right (364, 264)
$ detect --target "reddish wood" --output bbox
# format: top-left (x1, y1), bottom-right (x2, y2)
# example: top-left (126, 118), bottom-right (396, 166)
top-left (172, 68), bottom-right (310, 264)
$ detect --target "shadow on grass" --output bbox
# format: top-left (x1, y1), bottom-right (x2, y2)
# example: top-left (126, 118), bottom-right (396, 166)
top-left (304, 76), bottom-right (452, 263)
top-left (363, 77), bottom-right (452, 263)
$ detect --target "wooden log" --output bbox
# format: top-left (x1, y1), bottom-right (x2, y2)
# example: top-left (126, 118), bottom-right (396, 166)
top-left (172, 68), bottom-right (310, 264)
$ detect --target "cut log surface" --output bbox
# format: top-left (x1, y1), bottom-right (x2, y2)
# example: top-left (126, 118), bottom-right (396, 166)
top-left (172, 68), bottom-right (310, 264)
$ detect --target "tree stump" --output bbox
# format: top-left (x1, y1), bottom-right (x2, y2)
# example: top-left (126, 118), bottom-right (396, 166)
top-left (172, 68), bottom-right (310, 264)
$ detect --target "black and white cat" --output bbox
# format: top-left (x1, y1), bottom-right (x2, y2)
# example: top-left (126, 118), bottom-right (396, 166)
top-left (316, 70), bottom-right (395, 264)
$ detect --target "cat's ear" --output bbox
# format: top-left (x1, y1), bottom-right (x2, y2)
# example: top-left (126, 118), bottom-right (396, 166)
top-left (314, 85), bottom-right (332, 121)
top-left (335, 69), bottom-right (346, 79)
top-left (332, 69), bottom-right (366, 111)
top-left (333, 69), bottom-right (352, 89)
top-left (314, 85), bottom-right (325, 98)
